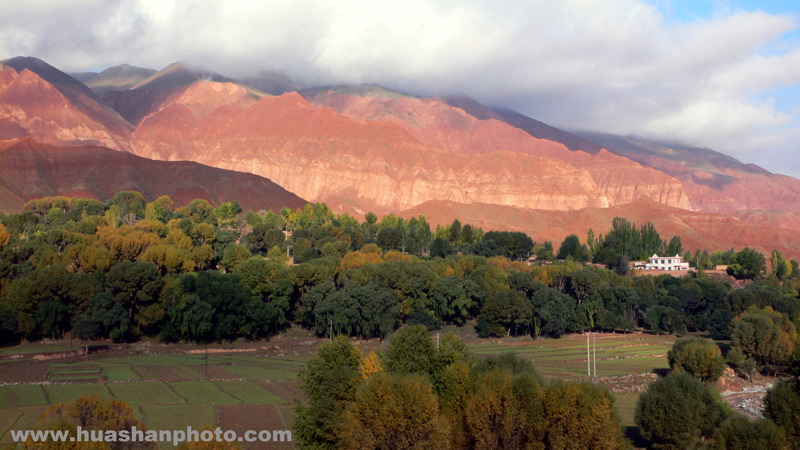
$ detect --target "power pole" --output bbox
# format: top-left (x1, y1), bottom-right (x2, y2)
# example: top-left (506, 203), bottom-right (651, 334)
top-left (586, 332), bottom-right (591, 376)
top-left (592, 332), bottom-right (597, 377)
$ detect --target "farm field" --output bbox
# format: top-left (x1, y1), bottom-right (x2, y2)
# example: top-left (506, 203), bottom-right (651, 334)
top-left (0, 330), bottom-right (677, 447)
top-left (468, 331), bottom-right (676, 378)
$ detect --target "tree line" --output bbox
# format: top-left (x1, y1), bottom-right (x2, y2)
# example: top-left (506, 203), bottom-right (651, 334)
top-left (1, 193), bottom-right (798, 371)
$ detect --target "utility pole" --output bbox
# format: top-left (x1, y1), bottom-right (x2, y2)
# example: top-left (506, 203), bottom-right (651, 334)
top-left (592, 332), bottom-right (597, 377)
top-left (586, 332), bottom-right (591, 376)
top-left (436, 332), bottom-right (440, 350)
top-left (205, 344), bottom-right (208, 378)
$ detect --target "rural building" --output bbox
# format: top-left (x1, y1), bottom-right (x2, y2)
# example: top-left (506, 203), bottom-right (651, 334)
top-left (644, 254), bottom-right (690, 271)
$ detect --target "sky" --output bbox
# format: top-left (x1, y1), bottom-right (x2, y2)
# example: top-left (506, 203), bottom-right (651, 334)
top-left (1, 0), bottom-right (799, 177)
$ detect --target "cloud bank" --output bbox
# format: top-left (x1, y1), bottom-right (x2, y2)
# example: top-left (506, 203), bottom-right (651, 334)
top-left (2, 0), bottom-right (800, 176)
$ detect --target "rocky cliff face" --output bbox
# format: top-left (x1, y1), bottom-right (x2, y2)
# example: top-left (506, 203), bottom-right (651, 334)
top-left (129, 85), bottom-right (690, 215)
top-left (303, 89), bottom-right (692, 210)
top-left (575, 133), bottom-right (800, 214)
top-left (0, 139), bottom-right (306, 212)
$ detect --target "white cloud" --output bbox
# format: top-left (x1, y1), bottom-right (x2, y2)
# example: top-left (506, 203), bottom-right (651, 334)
top-left (1, 0), bottom-right (799, 176)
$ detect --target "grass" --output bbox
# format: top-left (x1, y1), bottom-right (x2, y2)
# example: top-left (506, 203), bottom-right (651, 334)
top-left (222, 364), bottom-right (296, 380)
top-left (214, 381), bottom-right (283, 405)
top-left (0, 406), bottom-right (49, 445)
top-left (613, 393), bottom-right (640, 427)
top-left (44, 383), bottom-right (112, 404)
top-left (103, 366), bottom-right (141, 381)
top-left (108, 382), bottom-right (186, 405)
top-left (140, 404), bottom-right (217, 431)
top-left (468, 333), bottom-right (675, 379)
top-left (0, 385), bottom-right (47, 407)
top-left (1, 344), bottom-right (76, 355)
top-left (169, 381), bottom-right (240, 405)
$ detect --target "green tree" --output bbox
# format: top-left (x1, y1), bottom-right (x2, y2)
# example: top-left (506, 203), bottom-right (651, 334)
top-left (727, 247), bottom-right (766, 280)
top-left (636, 373), bottom-right (730, 449)
top-left (712, 414), bottom-right (786, 450)
top-left (430, 237), bottom-right (454, 258)
top-left (384, 325), bottom-right (436, 375)
top-left (764, 378), bottom-right (800, 448)
top-left (293, 336), bottom-right (362, 448)
top-left (731, 306), bottom-right (797, 367)
top-left (557, 234), bottom-right (589, 261)
top-left (668, 337), bottom-right (726, 382)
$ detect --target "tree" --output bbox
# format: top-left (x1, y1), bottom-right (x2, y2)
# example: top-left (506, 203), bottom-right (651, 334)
top-left (214, 201), bottom-right (243, 228)
top-left (478, 289), bottom-right (531, 337)
top-left (27, 394), bottom-right (148, 449)
top-left (636, 373), bottom-right (730, 449)
top-left (557, 234), bottom-right (589, 261)
top-left (338, 373), bottom-right (449, 449)
top-left (713, 414), bottom-right (786, 450)
top-left (293, 336), bottom-right (362, 448)
top-left (359, 351), bottom-right (383, 379)
top-left (542, 381), bottom-right (627, 450)
top-left (464, 370), bottom-right (546, 449)
top-left (731, 306), bottom-right (797, 367)
top-left (377, 227), bottom-right (403, 251)
top-left (727, 247), bottom-right (766, 280)
top-left (764, 378), bottom-right (800, 447)
top-left (0, 224), bottom-right (9, 249)
top-left (430, 237), bottom-right (454, 258)
top-left (668, 337), bottom-right (726, 382)
top-left (384, 325), bottom-right (436, 375)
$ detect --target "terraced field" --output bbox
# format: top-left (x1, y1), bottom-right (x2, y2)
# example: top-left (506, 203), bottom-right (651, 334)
top-left (0, 347), bottom-right (310, 448)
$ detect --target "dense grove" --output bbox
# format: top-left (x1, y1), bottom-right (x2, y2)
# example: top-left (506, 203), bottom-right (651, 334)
top-left (0, 193), bottom-right (798, 357)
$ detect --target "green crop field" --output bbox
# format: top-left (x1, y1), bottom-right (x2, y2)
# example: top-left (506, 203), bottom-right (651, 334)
top-left (0, 385), bottom-right (47, 408)
top-left (109, 382), bottom-right (187, 405)
top-left (215, 381), bottom-right (283, 404)
top-left (169, 380), bottom-right (241, 405)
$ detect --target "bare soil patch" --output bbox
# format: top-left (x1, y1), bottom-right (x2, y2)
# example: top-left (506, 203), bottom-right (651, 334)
top-left (217, 404), bottom-right (293, 449)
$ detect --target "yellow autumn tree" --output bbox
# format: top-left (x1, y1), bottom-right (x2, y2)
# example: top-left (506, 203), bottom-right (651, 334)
top-left (0, 224), bottom-right (10, 249)
top-left (25, 394), bottom-right (149, 449)
top-left (359, 351), bottom-right (384, 379)
top-left (338, 374), bottom-right (449, 449)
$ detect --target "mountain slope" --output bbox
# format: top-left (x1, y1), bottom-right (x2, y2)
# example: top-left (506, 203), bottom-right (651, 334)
top-left (0, 57), bottom-right (133, 149)
top-left (303, 87), bottom-right (691, 210)
top-left (129, 89), bottom-right (695, 215)
top-left (84, 64), bottom-right (157, 95)
top-left (575, 132), bottom-right (800, 213)
top-left (102, 62), bottom-right (254, 125)
top-left (0, 139), bottom-right (306, 212)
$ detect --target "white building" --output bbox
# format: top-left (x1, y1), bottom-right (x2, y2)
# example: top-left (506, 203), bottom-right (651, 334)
top-left (644, 254), bottom-right (690, 271)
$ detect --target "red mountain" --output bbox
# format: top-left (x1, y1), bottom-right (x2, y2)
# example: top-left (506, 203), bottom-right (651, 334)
top-left (2, 56), bottom-right (799, 259)
top-left (102, 62), bottom-right (253, 125)
top-left (0, 139), bottom-right (306, 212)
top-left (0, 57), bottom-right (132, 150)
